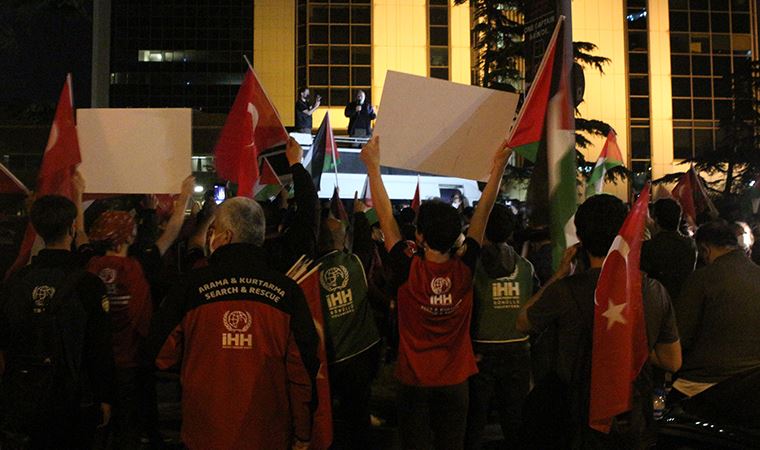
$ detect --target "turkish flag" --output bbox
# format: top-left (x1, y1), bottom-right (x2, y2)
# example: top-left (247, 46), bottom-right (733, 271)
top-left (411, 177), bottom-right (421, 213)
top-left (297, 270), bottom-right (333, 450)
top-left (589, 185), bottom-right (650, 433)
top-left (671, 168), bottom-right (717, 227)
top-left (214, 68), bottom-right (288, 197)
top-left (5, 74), bottom-right (81, 280)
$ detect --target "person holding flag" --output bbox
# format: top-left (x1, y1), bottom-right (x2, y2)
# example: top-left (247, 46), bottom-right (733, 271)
top-left (361, 135), bottom-right (510, 450)
top-left (517, 193), bottom-right (681, 448)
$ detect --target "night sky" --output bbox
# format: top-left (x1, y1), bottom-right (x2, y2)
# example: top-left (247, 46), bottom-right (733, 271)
top-left (0, 2), bottom-right (93, 110)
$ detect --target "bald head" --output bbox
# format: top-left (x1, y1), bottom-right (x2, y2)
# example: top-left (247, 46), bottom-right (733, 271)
top-left (215, 197), bottom-right (266, 246)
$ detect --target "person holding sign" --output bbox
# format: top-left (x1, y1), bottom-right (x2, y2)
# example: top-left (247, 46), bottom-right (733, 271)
top-left (360, 136), bottom-right (510, 450)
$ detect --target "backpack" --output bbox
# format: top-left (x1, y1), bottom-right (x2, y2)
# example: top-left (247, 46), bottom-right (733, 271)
top-left (0, 265), bottom-right (87, 446)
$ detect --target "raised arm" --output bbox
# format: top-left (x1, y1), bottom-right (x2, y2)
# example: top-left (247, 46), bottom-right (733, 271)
top-left (467, 140), bottom-right (511, 245)
top-left (155, 175), bottom-right (194, 256)
top-left (360, 136), bottom-right (401, 251)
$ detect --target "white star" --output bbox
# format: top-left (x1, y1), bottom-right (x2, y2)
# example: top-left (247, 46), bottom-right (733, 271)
top-left (602, 299), bottom-right (627, 330)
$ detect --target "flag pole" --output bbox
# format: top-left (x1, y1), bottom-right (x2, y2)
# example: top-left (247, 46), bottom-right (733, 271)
top-left (243, 54), bottom-right (254, 72)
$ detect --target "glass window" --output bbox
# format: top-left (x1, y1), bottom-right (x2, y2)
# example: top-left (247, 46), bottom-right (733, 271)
top-left (714, 99), bottom-right (731, 119)
top-left (310, 25), bottom-right (328, 44)
top-left (670, 12), bottom-right (689, 31)
top-left (671, 77), bottom-right (691, 97)
top-left (673, 99), bottom-right (692, 119)
top-left (694, 129), bottom-right (714, 155)
top-left (351, 26), bottom-right (371, 44)
top-left (630, 76), bottom-right (649, 95)
top-left (713, 56), bottom-right (731, 75)
top-left (352, 67), bottom-right (371, 85)
top-left (732, 34), bottom-right (752, 54)
top-left (710, 12), bottom-right (730, 33)
top-left (731, 13), bottom-right (750, 33)
top-left (351, 6), bottom-right (370, 24)
top-left (310, 66), bottom-right (328, 85)
top-left (630, 127), bottom-right (651, 159)
top-left (669, 0), bottom-right (687, 9)
top-left (692, 78), bottom-right (712, 97)
top-left (713, 77), bottom-right (731, 97)
top-left (671, 55), bottom-right (691, 74)
top-left (429, 7), bottom-right (448, 26)
top-left (691, 56), bottom-right (710, 75)
top-left (329, 88), bottom-right (350, 106)
top-left (629, 53), bottom-right (648, 73)
top-left (690, 0), bottom-right (709, 9)
top-left (712, 34), bottom-right (731, 54)
top-left (673, 128), bottom-right (693, 159)
top-left (670, 34), bottom-right (690, 53)
top-left (351, 46), bottom-right (371, 65)
top-left (309, 5), bottom-right (328, 23)
top-left (690, 35), bottom-right (710, 53)
top-left (630, 98), bottom-right (650, 118)
top-left (711, 0), bottom-right (729, 10)
top-left (330, 67), bottom-right (350, 85)
top-left (331, 46), bottom-right (349, 65)
top-left (430, 47), bottom-right (449, 67)
top-left (690, 12), bottom-right (709, 32)
top-left (330, 25), bottom-right (350, 44)
top-left (629, 31), bottom-right (648, 51)
top-left (309, 46), bottom-right (329, 64)
top-left (693, 99), bottom-right (712, 119)
top-left (731, 0), bottom-right (749, 11)
top-left (430, 67), bottom-right (449, 80)
top-left (430, 27), bottom-right (449, 46)
top-left (330, 6), bottom-right (349, 24)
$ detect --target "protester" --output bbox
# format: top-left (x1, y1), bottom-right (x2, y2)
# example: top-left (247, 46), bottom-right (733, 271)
top-left (146, 196), bottom-right (320, 450)
top-left (345, 90), bottom-right (376, 137)
top-left (295, 87), bottom-right (321, 133)
top-left (516, 194), bottom-right (681, 449)
top-left (0, 180), bottom-right (114, 449)
top-left (450, 189), bottom-right (470, 213)
top-left (316, 197), bottom-right (382, 449)
top-left (466, 203), bottom-right (537, 450)
top-left (263, 137), bottom-right (321, 273)
top-left (671, 221), bottom-right (760, 401)
top-left (85, 176), bottom-right (193, 449)
top-left (361, 135), bottom-right (510, 450)
top-left (641, 198), bottom-right (697, 301)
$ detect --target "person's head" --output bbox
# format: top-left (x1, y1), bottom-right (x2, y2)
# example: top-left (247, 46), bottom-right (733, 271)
top-left (207, 197), bottom-right (265, 254)
top-left (89, 210), bottom-right (137, 251)
top-left (30, 195), bottom-right (77, 247)
top-left (398, 207), bottom-right (416, 225)
top-left (733, 221), bottom-right (754, 255)
top-left (450, 190), bottom-right (463, 208)
top-left (574, 194), bottom-right (628, 258)
top-left (485, 204), bottom-right (517, 244)
top-left (694, 220), bottom-right (738, 264)
top-left (355, 90), bottom-right (366, 104)
top-left (319, 216), bottom-right (347, 253)
top-left (298, 87), bottom-right (310, 100)
top-left (652, 198), bottom-right (682, 232)
top-left (415, 200), bottom-right (462, 253)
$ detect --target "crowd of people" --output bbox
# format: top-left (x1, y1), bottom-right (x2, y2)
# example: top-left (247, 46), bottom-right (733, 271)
top-left (1, 135), bottom-right (759, 450)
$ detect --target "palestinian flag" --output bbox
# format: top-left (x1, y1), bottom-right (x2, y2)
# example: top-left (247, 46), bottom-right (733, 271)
top-left (253, 157), bottom-right (282, 202)
top-left (330, 186), bottom-right (348, 223)
top-left (506, 17), bottom-right (563, 162)
top-left (526, 16), bottom-right (578, 269)
top-left (586, 130), bottom-right (624, 197)
top-left (306, 112), bottom-right (339, 189)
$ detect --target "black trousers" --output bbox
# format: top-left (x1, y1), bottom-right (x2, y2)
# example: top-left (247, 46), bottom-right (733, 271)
top-left (465, 343), bottom-right (531, 450)
top-left (329, 343), bottom-right (380, 450)
top-left (398, 381), bottom-right (469, 450)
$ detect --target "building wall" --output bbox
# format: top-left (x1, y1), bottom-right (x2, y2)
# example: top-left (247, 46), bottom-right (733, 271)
top-left (572, 0), bottom-right (630, 199)
top-left (254, 0), bottom-right (296, 126)
top-left (647, 0), bottom-right (675, 181)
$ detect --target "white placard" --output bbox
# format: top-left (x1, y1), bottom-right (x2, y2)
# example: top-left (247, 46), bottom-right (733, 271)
top-left (373, 71), bottom-right (519, 181)
top-left (77, 108), bottom-right (192, 194)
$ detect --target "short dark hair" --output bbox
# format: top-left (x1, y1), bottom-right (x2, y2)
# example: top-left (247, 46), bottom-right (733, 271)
top-left (574, 194), bottom-right (628, 258)
top-left (298, 86), bottom-right (309, 95)
top-left (485, 204), bottom-right (516, 243)
top-left (30, 195), bottom-right (77, 244)
top-left (398, 207), bottom-right (416, 225)
top-left (416, 200), bottom-right (462, 252)
top-left (695, 220), bottom-right (738, 248)
top-left (653, 198), bottom-right (682, 231)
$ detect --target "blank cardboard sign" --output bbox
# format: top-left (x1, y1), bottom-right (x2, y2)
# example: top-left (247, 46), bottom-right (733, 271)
top-left (78, 108), bottom-right (192, 194)
top-left (373, 71), bottom-right (519, 181)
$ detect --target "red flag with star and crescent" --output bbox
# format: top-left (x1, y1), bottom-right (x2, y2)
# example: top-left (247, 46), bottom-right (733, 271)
top-left (589, 185), bottom-right (650, 433)
top-left (214, 67), bottom-right (288, 198)
top-left (6, 74), bottom-right (82, 280)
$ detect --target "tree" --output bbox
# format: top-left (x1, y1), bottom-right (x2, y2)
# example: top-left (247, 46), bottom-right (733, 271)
top-left (688, 59), bottom-right (760, 196)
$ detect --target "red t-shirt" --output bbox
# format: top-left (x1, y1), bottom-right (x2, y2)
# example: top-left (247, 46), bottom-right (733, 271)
top-left (389, 238), bottom-right (480, 386)
top-left (87, 255), bottom-right (152, 368)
